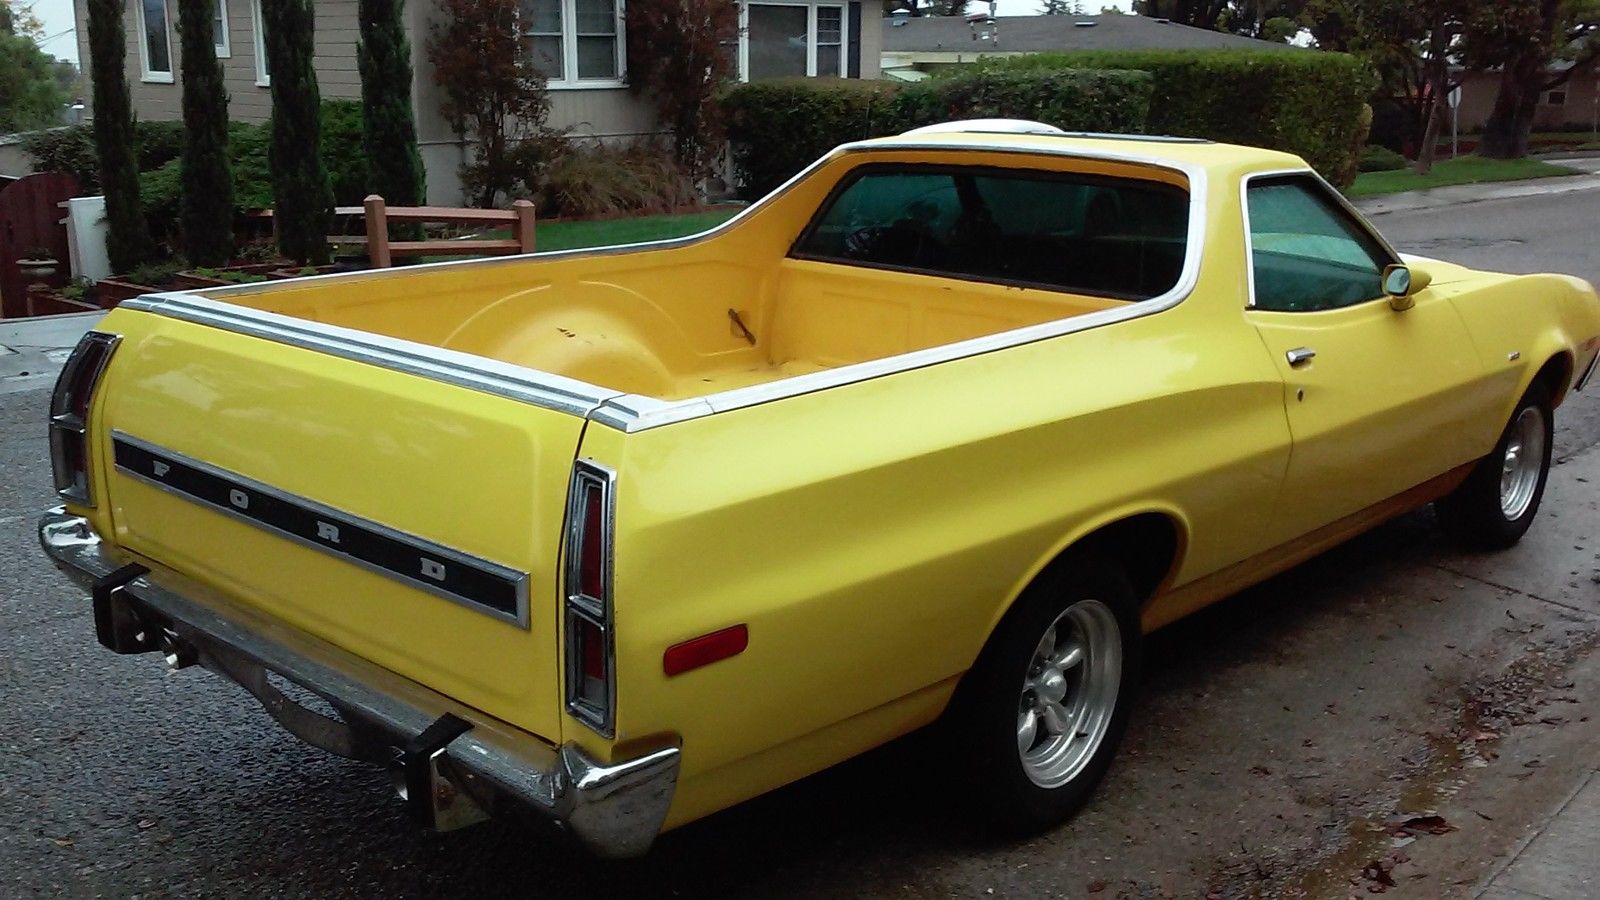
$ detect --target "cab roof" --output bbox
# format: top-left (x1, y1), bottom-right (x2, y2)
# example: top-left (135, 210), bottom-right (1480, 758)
top-left (848, 127), bottom-right (1308, 175)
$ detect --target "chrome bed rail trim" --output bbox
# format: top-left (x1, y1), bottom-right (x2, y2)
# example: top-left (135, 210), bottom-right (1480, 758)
top-left (124, 139), bottom-right (1210, 433)
top-left (39, 507), bottom-right (679, 858)
top-left (121, 294), bottom-right (622, 418)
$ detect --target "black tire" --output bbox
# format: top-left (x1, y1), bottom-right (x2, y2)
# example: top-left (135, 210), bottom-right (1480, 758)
top-left (950, 554), bottom-right (1141, 833)
top-left (1437, 382), bottom-right (1554, 550)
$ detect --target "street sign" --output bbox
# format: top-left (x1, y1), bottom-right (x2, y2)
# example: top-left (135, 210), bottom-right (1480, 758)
top-left (1448, 86), bottom-right (1462, 109)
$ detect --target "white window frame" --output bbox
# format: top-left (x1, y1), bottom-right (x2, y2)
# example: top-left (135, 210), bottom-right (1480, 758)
top-left (214, 0), bottom-right (232, 59)
top-left (523, 0), bottom-right (627, 90)
top-left (250, 0), bottom-right (269, 86)
top-left (136, 0), bottom-right (175, 84)
top-left (738, 1), bottom-right (850, 82)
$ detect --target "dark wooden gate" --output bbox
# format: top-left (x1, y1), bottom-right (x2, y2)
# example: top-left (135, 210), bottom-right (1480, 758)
top-left (0, 172), bottom-right (81, 318)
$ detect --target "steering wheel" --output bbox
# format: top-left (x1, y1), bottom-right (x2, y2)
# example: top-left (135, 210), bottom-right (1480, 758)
top-left (841, 221), bottom-right (946, 265)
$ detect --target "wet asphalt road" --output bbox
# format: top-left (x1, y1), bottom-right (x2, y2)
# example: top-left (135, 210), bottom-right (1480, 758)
top-left (4, 183), bottom-right (1600, 898)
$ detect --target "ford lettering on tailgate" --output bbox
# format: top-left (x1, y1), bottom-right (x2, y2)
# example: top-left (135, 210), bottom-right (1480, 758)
top-left (111, 431), bottom-right (529, 626)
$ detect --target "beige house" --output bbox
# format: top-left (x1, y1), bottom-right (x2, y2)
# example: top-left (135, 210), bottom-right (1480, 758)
top-left (881, 13), bottom-right (1294, 81)
top-left (1452, 67), bottom-right (1599, 134)
top-left (73, 0), bottom-right (883, 204)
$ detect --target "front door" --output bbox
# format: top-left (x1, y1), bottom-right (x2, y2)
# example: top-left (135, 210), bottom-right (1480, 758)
top-left (1243, 174), bottom-right (1483, 541)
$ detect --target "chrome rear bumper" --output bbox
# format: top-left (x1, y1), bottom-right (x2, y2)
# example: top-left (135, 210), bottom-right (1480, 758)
top-left (38, 507), bottom-right (678, 858)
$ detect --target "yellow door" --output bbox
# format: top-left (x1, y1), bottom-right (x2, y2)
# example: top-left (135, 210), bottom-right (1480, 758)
top-left (1243, 174), bottom-right (1483, 540)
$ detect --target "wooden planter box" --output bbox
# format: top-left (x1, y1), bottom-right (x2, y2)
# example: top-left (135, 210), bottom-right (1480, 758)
top-left (267, 264), bottom-right (343, 280)
top-left (171, 272), bottom-right (233, 289)
top-left (25, 286), bottom-right (100, 317)
top-left (93, 276), bottom-right (158, 306)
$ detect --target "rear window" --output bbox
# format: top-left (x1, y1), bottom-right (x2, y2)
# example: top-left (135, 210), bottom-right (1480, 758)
top-left (792, 164), bottom-right (1190, 300)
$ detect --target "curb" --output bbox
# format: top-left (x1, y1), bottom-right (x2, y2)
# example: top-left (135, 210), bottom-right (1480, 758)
top-left (1352, 173), bottom-right (1600, 216)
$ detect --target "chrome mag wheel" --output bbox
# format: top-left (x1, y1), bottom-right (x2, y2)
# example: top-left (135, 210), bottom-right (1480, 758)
top-left (1016, 598), bottom-right (1122, 789)
top-left (1500, 405), bottom-right (1547, 521)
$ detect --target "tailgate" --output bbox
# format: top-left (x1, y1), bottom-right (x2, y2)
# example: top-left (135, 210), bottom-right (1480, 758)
top-left (94, 309), bottom-right (592, 741)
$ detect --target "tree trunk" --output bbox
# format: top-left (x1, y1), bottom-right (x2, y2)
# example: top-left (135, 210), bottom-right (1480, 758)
top-left (1478, 0), bottom-right (1561, 160)
top-left (1414, 18), bottom-right (1450, 176)
top-left (1478, 54), bottom-right (1543, 159)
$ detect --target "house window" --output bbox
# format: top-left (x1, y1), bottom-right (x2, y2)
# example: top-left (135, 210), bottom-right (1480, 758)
top-left (520, 0), bottom-right (624, 87)
top-left (742, 2), bottom-right (849, 81)
top-left (1545, 89), bottom-right (1567, 106)
top-left (137, 0), bottom-right (174, 83)
top-left (214, 0), bottom-right (231, 59)
top-left (251, 0), bottom-right (269, 86)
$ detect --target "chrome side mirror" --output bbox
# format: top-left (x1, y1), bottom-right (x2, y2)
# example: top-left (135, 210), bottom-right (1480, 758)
top-left (1381, 263), bottom-right (1429, 311)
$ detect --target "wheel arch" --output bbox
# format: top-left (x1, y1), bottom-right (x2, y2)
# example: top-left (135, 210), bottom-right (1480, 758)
top-left (1533, 351), bottom-right (1574, 408)
top-left (982, 506), bottom-right (1189, 651)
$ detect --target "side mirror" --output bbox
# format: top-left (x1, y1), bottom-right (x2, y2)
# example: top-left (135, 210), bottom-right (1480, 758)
top-left (1382, 263), bottom-right (1431, 311)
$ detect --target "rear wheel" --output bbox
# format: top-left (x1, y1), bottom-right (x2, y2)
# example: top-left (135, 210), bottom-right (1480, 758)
top-left (952, 556), bottom-right (1140, 832)
top-left (1438, 384), bottom-right (1553, 550)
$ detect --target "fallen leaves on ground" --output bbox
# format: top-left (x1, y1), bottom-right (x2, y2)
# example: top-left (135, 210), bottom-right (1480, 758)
top-left (1391, 815), bottom-right (1458, 837)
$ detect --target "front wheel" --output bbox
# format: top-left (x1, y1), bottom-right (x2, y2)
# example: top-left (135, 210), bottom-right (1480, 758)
top-left (1437, 384), bottom-right (1553, 550)
top-left (951, 557), bottom-right (1140, 832)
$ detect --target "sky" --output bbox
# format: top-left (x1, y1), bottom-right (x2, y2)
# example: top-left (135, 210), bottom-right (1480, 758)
top-left (21, 0), bottom-right (1135, 70)
top-left (20, 0), bottom-right (78, 65)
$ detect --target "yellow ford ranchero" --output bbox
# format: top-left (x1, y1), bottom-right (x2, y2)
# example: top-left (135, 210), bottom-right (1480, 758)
top-left (39, 121), bottom-right (1600, 857)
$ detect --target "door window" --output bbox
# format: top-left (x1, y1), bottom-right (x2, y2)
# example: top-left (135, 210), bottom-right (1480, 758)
top-left (1246, 175), bottom-right (1392, 312)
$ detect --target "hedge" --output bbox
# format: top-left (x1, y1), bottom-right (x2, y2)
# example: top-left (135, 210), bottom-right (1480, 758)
top-left (895, 69), bottom-right (1152, 138)
top-left (721, 69), bottom-right (1153, 200)
top-left (974, 50), bottom-right (1377, 186)
top-left (21, 120), bottom-right (185, 193)
top-left (721, 78), bottom-right (901, 201)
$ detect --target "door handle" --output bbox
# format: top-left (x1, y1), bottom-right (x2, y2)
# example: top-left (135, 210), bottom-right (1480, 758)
top-left (1286, 347), bottom-right (1316, 367)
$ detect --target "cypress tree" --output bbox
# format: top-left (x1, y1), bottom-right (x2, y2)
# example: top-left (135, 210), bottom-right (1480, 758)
top-left (177, 0), bottom-right (234, 265)
top-left (358, 0), bottom-right (426, 211)
top-left (85, 0), bottom-right (154, 272)
top-left (261, 0), bottom-right (334, 264)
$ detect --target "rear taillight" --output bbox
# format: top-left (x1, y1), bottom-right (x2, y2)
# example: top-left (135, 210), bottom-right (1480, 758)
top-left (48, 331), bottom-right (120, 505)
top-left (564, 460), bottom-right (615, 736)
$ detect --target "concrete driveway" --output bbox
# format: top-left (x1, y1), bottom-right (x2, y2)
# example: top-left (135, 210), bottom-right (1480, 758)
top-left (3, 183), bottom-right (1600, 898)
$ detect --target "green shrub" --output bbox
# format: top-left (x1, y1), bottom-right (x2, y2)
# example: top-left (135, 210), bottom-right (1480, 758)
top-left (975, 50), bottom-right (1377, 187)
top-left (721, 70), bottom-right (1152, 200)
top-left (1359, 143), bottom-right (1407, 172)
top-left (135, 121), bottom-right (186, 171)
top-left (19, 126), bottom-right (100, 191)
top-left (229, 121), bottom-right (275, 210)
top-left (721, 78), bottom-right (901, 200)
top-left (138, 158), bottom-right (184, 248)
top-left (318, 99), bottom-right (367, 205)
top-left (534, 142), bottom-right (698, 217)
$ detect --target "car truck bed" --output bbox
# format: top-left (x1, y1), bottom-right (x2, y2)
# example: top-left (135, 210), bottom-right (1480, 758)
top-left (195, 246), bottom-right (1132, 401)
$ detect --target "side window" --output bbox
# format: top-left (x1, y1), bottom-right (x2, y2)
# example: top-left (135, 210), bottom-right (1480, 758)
top-left (1247, 176), bottom-right (1392, 312)
top-left (793, 165), bottom-right (1189, 300)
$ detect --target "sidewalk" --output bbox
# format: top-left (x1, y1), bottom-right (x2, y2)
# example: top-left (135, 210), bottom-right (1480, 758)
top-left (0, 312), bottom-right (104, 395)
top-left (1354, 157), bottom-right (1600, 217)
top-left (1479, 770), bottom-right (1600, 898)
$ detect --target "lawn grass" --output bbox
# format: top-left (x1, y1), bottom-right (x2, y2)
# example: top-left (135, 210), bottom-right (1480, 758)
top-left (535, 207), bottom-right (742, 251)
top-left (1347, 155), bottom-right (1583, 198)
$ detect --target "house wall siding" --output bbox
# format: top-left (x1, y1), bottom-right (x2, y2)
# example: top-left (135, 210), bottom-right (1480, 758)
top-left (856, 7), bottom-right (880, 79)
top-left (76, 0), bottom-right (363, 125)
top-left (72, 0), bottom-right (887, 205)
top-left (1454, 70), bottom-right (1598, 133)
